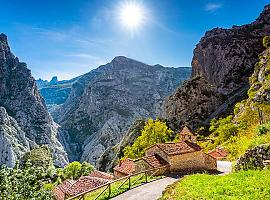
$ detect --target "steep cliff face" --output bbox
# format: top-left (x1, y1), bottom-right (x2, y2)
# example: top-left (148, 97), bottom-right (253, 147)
top-left (192, 5), bottom-right (270, 94)
top-left (54, 56), bottom-right (191, 167)
top-left (0, 34), bottom-right (68, 167)
top-left (163, 76), bottom-right (226, 129)
top-left (163, 4), bottom-right (270, 130)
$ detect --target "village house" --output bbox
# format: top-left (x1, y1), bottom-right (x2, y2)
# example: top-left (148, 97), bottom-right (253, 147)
top-left (113, 126), bottom-right (217, 178)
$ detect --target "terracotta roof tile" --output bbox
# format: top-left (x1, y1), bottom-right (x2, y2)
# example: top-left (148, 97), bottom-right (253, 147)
top-left (208, 147), bottom-right (228, 159)
top-left (113, 158), bottom-right (135, 175)
top-left (88, 170), bottom-right (114, 180)
top-left (142, 154), bottom-right (169, 168)
top-left (67, 176), bottom-right (109, 196)
top-left (157, 141), bottom-right (202, 155)
top-left (53, 187), bottom-right (65, 200)
top-left (53, 180), bottom-right (76, 200)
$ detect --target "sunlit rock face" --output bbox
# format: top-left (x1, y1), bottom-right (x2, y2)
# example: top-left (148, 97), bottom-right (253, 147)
top-left (53, 56), bottom-right (191, 168)
top-left (163, 4), bottom-right (270, 130)
top-left (0, 33), bottom-right (68, 167)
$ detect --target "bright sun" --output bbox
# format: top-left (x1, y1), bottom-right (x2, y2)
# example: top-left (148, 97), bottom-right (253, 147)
top-left (119, 2), bottom-right (147, 32)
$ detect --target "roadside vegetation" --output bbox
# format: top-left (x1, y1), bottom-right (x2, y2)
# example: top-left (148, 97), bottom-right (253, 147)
top-left (161, 169), bottom-right (270, 200)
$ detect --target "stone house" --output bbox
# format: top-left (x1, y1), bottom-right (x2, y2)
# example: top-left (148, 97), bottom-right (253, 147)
top-left (113, 126), bottom-right (217, 177)
top-left (145, 140), bottom-right (216, 172)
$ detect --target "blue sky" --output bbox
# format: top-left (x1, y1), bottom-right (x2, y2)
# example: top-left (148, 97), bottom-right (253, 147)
top-left (1, 0), bottom-right (269, 80)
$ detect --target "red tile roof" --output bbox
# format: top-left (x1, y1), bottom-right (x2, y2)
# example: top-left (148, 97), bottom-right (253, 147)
top-left (156, 141), bottom-right (202, 155)
top-left (53, 187), bottom-right (65, 200)
top-left (53, 175), bottom-right (111, 199)
top-left (142, 154), bottom-right (170, 168)
top-left (66, 176), bottom-right (109, 196)
top-left (113, 158), bottom-right (135, 175)
top-left (88, 170), bottom-right (114, 180)
top-left (53, 180), bottom-right (76, 200)
top-left (208, 147), bottom-right (228, 160)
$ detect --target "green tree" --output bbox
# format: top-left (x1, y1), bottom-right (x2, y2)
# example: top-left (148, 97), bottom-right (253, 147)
top-left (63, 161), bottom-right (82, 180)
top-left (20, 145), bottom-right (53, 169)
top-left (123, 118), bottom-right (173, 159)
top-left (80, 161), bottom-right (95, 177)
top-left (0, 163), bottom-right (53, 200)
top-left (209, 115), bottom-right (239, 144)
top-left (263, 36), bottom-right (270, 48)
top-left (63, 161), bottom-right (94, 180)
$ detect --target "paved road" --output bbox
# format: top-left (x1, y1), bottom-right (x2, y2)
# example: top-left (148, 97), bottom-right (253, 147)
top-left (217, 161), bottom-right (233, 175)
top-left (112, 161), bottom-right (232, 200)
top-left (112, 176), bottom-right (178, 200)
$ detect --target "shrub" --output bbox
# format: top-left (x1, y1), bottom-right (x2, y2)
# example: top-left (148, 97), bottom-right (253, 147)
top-left (209, 116), bottom-right (239, 144)
top-left (263, 36), bottom-right (270, 48)
top-left (256, 121), bottom-right (270, 135)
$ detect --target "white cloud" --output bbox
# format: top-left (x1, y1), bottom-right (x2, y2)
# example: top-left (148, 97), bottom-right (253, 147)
top-left (205, 3), bottom-right (223, 12)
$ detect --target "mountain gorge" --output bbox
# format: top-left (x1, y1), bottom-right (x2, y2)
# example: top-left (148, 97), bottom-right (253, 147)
top-left (163, 4), bottom-right (270, 131)
top-left (0, 34), bottom-right (68, 167)
top-left (46, 56), bottom-right (191, 167)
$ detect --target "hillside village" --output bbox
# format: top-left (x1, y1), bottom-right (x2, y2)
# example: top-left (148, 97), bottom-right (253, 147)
top-left (1, 2), bottom-right (270, 200)
top-left (53, 126), bottom-right (218, 199)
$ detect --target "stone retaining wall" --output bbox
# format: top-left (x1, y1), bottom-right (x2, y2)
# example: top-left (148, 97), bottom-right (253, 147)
top-left (235, 144), bottom-right (270, 170)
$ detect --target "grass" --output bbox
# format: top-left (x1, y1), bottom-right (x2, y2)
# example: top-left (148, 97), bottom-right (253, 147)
top-left (161, 169), bottom-right (270, 200)
top-left (72, 173), bottom-right (162, 200)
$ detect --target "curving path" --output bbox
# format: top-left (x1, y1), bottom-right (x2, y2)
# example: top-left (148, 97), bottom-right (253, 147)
top-left (111, 176), bottom-right (178, 200)
top-left (111, 161), bottom-right (232, 200)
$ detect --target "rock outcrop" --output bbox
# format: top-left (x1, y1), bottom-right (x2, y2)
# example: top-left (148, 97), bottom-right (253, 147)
top-left (0, 33), bottom-right (68, 167)
top-left (53, 56), bottom-right (191, 168)
top-left (162, 4), bottom-right (270, 130)
top-left (235, 144), bottom-right (270, 170)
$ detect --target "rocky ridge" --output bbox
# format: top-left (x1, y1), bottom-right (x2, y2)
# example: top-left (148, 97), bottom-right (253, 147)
top-left (163, 4), bottom-right (270, 130)
top-left (53, 56), bottom-right (191, 169)
top-left (0, 34), bottom-right (68, 167)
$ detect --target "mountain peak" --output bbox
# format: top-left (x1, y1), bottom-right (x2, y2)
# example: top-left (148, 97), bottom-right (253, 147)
top-left (0, 33), bottom-right (7, 43)
top-left (112, 56), bottom-right (130, 63)
top-left (50, 76), bottom-right (58, 84)
top-left (0, 33), bottom-right (13, 61)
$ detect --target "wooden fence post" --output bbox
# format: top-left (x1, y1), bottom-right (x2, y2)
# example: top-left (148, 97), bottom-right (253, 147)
top-left (128, 176), bottom-right (131, 190)
top-left (108, 183), bottom-right (111, 198)
top-left (145, 171), bottom-right (148, 183)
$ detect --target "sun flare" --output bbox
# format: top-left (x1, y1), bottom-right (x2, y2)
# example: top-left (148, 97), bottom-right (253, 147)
top-left (118, 1), bottom-right (147, 32)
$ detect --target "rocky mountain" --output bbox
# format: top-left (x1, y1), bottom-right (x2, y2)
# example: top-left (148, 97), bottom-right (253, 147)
top-left (162, 4), bottom-right (270, 130)
top-left (36, 76), bottom-right (80, 113)
top-left (51, 56), bottom-right (191, 168)
top-left (0, 33), bottom-right (68, 167)
top-left (36, 78), bottom-right (49, 89)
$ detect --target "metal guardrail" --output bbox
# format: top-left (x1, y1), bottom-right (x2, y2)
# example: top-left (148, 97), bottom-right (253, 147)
top-left (65, 166), bottom-right (169, 200)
